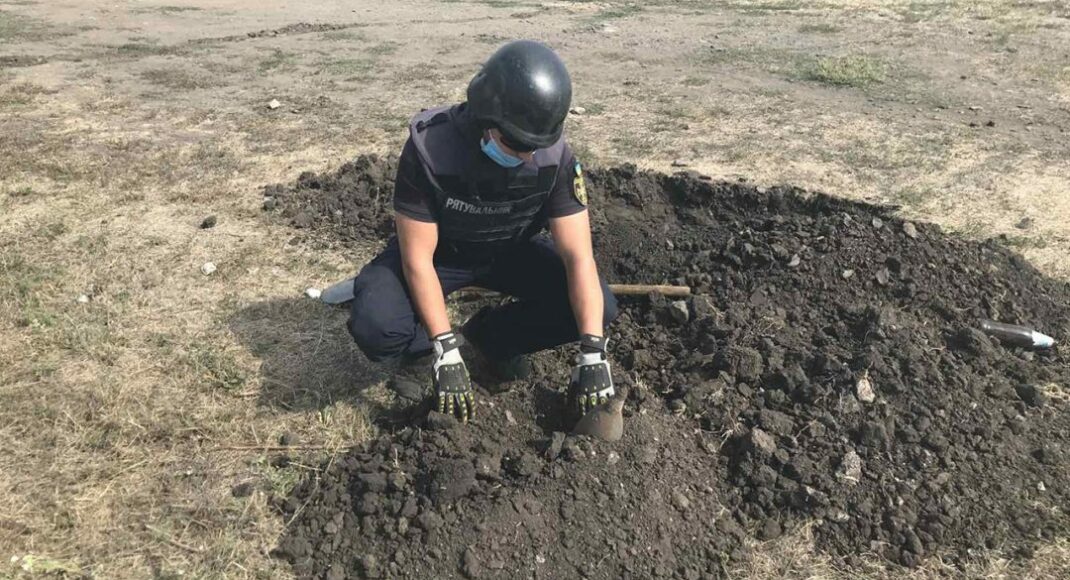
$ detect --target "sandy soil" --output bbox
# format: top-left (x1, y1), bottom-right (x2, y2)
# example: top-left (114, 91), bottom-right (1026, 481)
top-left (1, 0), bottom-right (1069, 577)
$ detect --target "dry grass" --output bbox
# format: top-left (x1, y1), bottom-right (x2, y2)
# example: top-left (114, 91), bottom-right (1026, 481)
top-left (0, 82), bottom-right (50, 107)
top-left (257, 48), bottom-right (298, 73)
top-left (0, 10), bottom-right (57, 41)
top-left (0, 87), bottom-right (380, 578)
top-left (140, 67), bottom-right (219, 90)
top-left (0, 212), bottom-right (379, 575)
top-left (130, 5), bottom-right (202, 15)
top-left (805, 55), bottom-right (886, 87)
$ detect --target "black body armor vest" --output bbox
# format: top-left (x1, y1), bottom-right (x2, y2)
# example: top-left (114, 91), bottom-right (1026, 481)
top-left (409, 104), bottom-right (564, 255)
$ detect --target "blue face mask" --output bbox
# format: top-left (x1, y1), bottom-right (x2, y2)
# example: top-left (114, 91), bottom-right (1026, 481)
top-left (481, 135), bottom-right (525, 168)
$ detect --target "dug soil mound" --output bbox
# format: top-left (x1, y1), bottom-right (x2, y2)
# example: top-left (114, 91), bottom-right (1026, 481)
top-left (264, 156), bottom-right (1070, 579)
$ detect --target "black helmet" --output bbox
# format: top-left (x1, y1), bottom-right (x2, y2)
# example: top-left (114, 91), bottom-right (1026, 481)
top-left (467, 40), bottom-right (572, 150)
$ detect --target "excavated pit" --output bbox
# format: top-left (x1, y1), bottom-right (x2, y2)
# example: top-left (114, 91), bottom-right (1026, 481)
top-left (262, 155), bottom-right (1070, 579)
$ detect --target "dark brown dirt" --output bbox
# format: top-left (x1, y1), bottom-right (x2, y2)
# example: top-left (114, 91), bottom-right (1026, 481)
top-left (264, 156), bottom-right (1070, 579)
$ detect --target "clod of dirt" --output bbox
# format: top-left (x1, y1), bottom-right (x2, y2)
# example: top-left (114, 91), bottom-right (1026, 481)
top-left (1015, 383), bottom-right (1048, 408)
top-left (266, 157), bottom-right (1070, 577)
top-left (231, 482), bottom-right (255, 498)
top-left (669, 398), bottom-right (687, 415)
top-left (461, 547), bottom-right (480, 578)
top-left (428, 459), bottom-right (476, 504)
top-left (758, 408), bottom-right (794, 436)
top-left (387, 377), bottom-right (424, 401)
top-left (572, 397), bottom-right (625, 441)
top-left (200, 215), bottom-right (217, 229)
top-left (293, 212), bottom-right (312, 228)
top-left (745, 427), bottom-right (777, 456)
top-left (200, 262), bottom-right (216, 276)
top-left (545, 431), bottom-right (566, 460)
top-left (425, 411), bottom-right (458, 431)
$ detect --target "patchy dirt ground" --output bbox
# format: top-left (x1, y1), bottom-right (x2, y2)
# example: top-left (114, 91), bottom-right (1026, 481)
top-left (3, 0), bottom-right (1070, 578)
top-left (269, 158), bottom-right (1070, 579)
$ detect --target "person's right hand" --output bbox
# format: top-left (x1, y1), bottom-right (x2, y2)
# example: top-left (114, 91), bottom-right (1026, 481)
top-left (432, 331), bottom-right (474, 423)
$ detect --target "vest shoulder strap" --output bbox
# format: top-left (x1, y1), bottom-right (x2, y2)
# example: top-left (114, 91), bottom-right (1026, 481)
top-left (409, 105), bottom-right (470, 177)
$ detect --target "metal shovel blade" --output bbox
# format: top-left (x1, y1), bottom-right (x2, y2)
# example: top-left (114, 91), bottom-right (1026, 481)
top-left (320, 276), bottom-right (357, 305)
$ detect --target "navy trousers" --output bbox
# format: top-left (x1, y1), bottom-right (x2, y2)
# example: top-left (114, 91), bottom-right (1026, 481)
top-left (347, 236), bottom-right (619, 362)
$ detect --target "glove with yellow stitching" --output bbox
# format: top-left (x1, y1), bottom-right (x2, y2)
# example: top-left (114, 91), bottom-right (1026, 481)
top-left (568, 334), bottom-right (614, 417)
top-left (432, 331), bottom-right (474, 423)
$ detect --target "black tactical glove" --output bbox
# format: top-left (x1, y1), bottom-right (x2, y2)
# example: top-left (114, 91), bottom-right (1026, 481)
top-left (432, 331), bottom-right (474, 423)
top-left (568, 334), bottom-right (614, 417)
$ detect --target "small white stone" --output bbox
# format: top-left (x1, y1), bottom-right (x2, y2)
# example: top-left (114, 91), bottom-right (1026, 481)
top-left (903, 222), bottom-right (919, 239)
top-left (267, 99), bottom-right (281, 110)
top-left (305, 287), bottom-right (322, 299)
top-left (607, 451), bottom-right (620, 465)
top-left (1038, 481), bottom-right (1046, 492)
top-left (569, 106), bottom-right (586, 115)
top-left (200, 262), bottom-right (217, 275)
top-left (830, 509), bottom-right (850, 522)
top-left (856, 372), bottom-right (876, 403)
top-left (837, 450), bottom-right (862, 484)
top-left (670, 300), bottom-right (690, 324)
top-left (76, 294), bottom-right (90, 304)
top-left (505, 410), bottom-right (516, 425)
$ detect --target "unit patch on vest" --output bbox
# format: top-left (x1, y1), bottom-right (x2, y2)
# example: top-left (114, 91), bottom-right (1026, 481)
top-left (572, 161), bottom-right (588, 206)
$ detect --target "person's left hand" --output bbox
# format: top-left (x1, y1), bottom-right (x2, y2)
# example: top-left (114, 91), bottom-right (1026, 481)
top-left (568, 334), bottom-right (614, 417)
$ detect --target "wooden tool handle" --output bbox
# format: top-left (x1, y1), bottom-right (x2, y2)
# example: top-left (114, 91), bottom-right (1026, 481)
top-left (454, 284), bottom-right (691, 299)
top-left (608, 284), bottom-right (691, 297)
